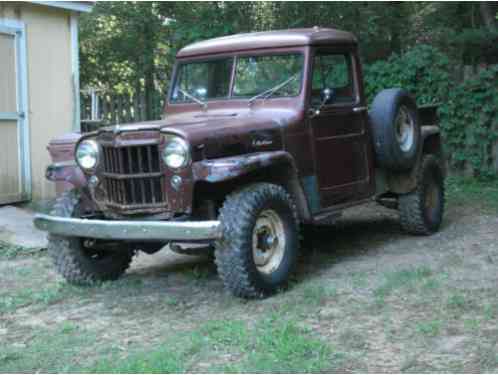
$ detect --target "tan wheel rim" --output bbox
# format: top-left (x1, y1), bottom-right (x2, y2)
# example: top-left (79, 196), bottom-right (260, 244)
top-left (425, 178), bottom-right (440, 219)
top-left (395, 106), bottom-right (415, 152)
top-left (252, 209), bottom-right (286, 275)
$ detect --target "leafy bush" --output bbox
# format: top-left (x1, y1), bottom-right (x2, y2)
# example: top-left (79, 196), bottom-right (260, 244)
top-left (364, 44), bottom-right (498, 177)
top-left (439, 66), bottom-right (498, 177)
top-left (364, 44), bottom-right (451, 106)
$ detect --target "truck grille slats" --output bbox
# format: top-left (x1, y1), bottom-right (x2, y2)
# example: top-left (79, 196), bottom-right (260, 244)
top-left (102, 145), bottom-right (160, 174)
top-left (100, 144), bottom-right (166, 210)
top-left (103, 176), bottom-right (165, 206)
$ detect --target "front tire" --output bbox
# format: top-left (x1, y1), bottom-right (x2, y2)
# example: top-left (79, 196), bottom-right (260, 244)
top-left (215, 183), bottom-right (300, 299)
top-left (47, 190), bottom-right (133, 285)
top-left (399, 155), bottom-right (445, 235)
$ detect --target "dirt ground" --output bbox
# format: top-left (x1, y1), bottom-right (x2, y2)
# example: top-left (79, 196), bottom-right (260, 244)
top-left (1, 186), bottom-right (497, 372)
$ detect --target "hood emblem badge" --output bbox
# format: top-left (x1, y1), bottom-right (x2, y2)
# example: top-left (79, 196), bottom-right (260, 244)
top-left (252, 139), bottom-right (273, 147)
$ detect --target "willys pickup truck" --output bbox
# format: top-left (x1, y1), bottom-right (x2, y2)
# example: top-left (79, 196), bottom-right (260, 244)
top-left (34, 28), bottom-right (445, 299)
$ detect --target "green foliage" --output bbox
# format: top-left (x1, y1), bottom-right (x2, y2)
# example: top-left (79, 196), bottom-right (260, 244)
top-left (79, 2), bottom-right (498, 175)
top-left (439, 66), bottom-right (498, 176)
top-left (364, 45), bottom-right (451, 106)
top-left (363, 44), bottom-right (498, 177)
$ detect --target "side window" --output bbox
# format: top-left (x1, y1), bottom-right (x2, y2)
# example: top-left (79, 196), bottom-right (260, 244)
top-left (311, 52), bottom-right (354, 106)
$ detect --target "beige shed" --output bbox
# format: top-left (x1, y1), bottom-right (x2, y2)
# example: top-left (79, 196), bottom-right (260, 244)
top-left (0, 1), bottom-right (92, 204)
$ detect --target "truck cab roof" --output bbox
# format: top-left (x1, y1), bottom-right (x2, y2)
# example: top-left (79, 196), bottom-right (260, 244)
top-left (176, 27), bottom-right (357, 58)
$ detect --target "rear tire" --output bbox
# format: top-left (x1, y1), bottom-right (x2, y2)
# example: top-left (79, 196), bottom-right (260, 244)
top-left (47, 190), bottom-right (133, 285)
top-left (399, 155), bottom-right (445, 235)
top-left (370, 88), bottom-right (421, 171)
top-left (214, 183), bottom-right (300, 299)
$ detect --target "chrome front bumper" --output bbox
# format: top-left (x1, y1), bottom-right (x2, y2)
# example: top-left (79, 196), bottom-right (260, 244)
top-left (33, 214), bottom-right (222, 241)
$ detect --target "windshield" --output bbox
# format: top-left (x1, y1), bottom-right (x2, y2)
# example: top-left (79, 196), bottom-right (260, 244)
top-left (170, 53), bottom-right (303, 104)
top-left (170, 58), bottom-right (233, 103)
top-left (233, 54), bottom-right (303, 98)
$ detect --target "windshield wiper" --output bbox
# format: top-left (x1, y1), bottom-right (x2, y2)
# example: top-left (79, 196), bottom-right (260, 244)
top-left (178, 88), bottom-right (208, 110)
top-left (248, 73), bottom-right (299, 106)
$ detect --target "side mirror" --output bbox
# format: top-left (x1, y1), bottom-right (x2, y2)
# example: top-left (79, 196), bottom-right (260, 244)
top-left (310, 88), bottom-right (335, 117)
top-left (321, 87), bottom-right (335, 104)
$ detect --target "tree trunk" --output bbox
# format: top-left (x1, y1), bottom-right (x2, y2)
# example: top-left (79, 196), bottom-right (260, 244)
top-left (144, 68), bottom-right (154, 121)
top-left (479, 2), bottom-right (497, 31)
top-left (143, 3), bottom-right (156, 121)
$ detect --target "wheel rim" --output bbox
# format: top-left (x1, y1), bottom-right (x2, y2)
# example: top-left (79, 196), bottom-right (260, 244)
top-left (424, 177), bottom-right (440, 222)
top-left (395, 106), bottom-right (415, 152)
top-left (252, 209), bottom-right (286, 275)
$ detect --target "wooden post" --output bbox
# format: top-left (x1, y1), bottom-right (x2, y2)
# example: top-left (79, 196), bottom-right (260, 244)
top-left (101, 94), bottom-right (108, 125)
top-left (117, 95), bottom-right (123, 124)
top-left (140, 91), bottom-right (146, 121)
top-left (133, 92), bottom-right (139, 122)
top-left (109, 93), bottom-right (116, 125)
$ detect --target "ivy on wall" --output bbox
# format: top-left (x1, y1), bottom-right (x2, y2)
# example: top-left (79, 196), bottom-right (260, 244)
top-left (439, 66), bottom-right (498, 177)
top-left (363, 45), bottom-right (498, 177)
top-left (364, 45), bottom-right (451, 106)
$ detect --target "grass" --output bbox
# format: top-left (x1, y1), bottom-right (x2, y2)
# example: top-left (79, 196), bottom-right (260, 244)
top-left (0, 324), bottom-right (101, 373)
top-left (90, 317), bottom-right (340, 373)
top-left (0, 281), bottom-right (89, 313)
top-left (374, 266), bottom-right (433, 304)
top-left (0, 240), bottom-right (43, 259)
top-left (1, 176), bottom-right (498, 372)
top-left (300, 281), bottom-right (337, 306)
top-left (446, 175), bottom-right (498, 212)
top-left (416, 319), bottom-right (442, 336)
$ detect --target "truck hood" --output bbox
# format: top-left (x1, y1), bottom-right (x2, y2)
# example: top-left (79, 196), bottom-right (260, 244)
top-left (98, 108), bottom-right (302, 159)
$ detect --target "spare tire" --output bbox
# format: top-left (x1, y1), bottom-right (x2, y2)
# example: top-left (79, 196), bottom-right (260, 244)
top-left (369, 88), bottom-right (421, 171)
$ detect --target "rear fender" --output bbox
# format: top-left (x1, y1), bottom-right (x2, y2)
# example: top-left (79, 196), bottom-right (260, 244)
top-left (383, 126), bottom-right (444, 194)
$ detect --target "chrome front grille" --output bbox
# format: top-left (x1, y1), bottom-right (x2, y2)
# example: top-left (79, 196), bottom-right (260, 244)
top-left (102, 145), bottom-right (161, 174)
top-left (101, 144), bottom-right (166, 210)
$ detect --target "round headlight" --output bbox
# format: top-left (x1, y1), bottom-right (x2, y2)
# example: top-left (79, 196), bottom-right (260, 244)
top-left (76, 140), bottom-right (99, 170)
top-left (162, 136), bottom-right (189, 169)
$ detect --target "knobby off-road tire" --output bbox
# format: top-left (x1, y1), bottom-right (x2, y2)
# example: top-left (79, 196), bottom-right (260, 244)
top-left (370, 88), bottom-right (421, 171)
top-left (47, 190), bottom-right (133, 285)
top-left (399, 155), bottom-right (445, 235)
top-left (215, 183), bottom-right (300, 299)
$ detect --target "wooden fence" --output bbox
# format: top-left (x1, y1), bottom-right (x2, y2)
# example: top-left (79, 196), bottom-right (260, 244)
top-left (80, 88), bottom-right (165, 130)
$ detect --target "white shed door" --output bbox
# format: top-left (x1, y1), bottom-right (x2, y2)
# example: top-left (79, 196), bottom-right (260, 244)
top-left (0, 24), bottom-right (30, 204)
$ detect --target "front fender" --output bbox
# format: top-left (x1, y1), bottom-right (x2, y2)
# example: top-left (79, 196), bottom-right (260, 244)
top-left (46, 162), bottom-right (87, 190)
top-left (192, 151), bottom-right (295, 183)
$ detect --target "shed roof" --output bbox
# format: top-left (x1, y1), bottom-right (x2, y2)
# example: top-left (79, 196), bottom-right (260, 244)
top-left (30, 1), bottom-right (94, 13)
top-left (177, 27), bottom-right (357, 58)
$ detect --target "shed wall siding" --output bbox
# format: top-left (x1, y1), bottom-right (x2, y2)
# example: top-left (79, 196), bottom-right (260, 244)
top-left (1, 3), bottom-right (74, 201)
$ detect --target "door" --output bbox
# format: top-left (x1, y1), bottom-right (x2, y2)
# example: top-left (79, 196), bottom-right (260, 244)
top-left (0, 22), bottom-right (30, 204)
top-left (308, 49), bottom-right (371, 208)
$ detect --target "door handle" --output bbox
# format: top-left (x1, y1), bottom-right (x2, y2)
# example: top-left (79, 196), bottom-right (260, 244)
top-left (352, 106), bottom-right (367, 113)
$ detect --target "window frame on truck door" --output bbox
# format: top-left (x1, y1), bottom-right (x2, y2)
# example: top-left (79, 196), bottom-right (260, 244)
top-left (307, 46), bottom-right (361, 109)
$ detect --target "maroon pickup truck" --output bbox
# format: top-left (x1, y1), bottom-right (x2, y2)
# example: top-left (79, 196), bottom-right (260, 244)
top-left (35, 28), bottom-right (445, 299)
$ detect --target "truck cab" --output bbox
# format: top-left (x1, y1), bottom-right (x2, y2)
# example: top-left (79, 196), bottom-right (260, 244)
top-left (35, 28), bottom-right (445, 299)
